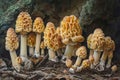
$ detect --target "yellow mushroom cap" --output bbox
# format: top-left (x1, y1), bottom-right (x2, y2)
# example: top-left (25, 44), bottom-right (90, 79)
top-left (60, 15), bottom-right (83, 44)
top-left (33, 17), bottom-right (45, 33)
top-left (27, 32), bottom-right (36, 47)
top-left (44, 22), bottom-right (56, 47)
top-left (87, 34), bottom-right (93, 49)
top-left (89, 55), bottom-right (94, 64)
top-left (104, 36), bottom-right (115, 51)
top-left (111, 65), bottom-right (117, 72)
top-left (76, 46), bottom-right (87, 59)
top-left (16, 57), bottom-right (23, 64)
top-left (90, 28), bottom-right (105, 51)
top-left (81, 59), bottom-right (90, 69)
top-left (65, 59), bottom-right (72, 68)
top-left (5, 28), bottom-right (19, 51)
top-left (15, 12), bottom-right (32, 35)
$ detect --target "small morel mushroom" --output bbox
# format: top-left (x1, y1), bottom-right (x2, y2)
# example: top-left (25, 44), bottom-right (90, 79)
top-left (69, 46), bottom-right (87, 73)
top-left (44, 22), bottom-right (58, 62)
top-left (40, 41), bottom-right (45, 57)
top-left (65, 59), bottom-right (72, 68)
top-left (111, 65), bottom-right (117, 73)
top-left (90, 28), bottom-right (105, 66)
top-left (87, 34), bottom-right (94, 69)
top-left (33, 17), bottom-right (45, 58)
top-left (5, 28), bottom-right (21, 72)
top-left (15, 11), bottom-right (32, 61)
top-left (97, 36), bottom-right (115, 71)
top-left (27, 32), bottom-right (36, 57)
top-left (76, 59), bottom-right (90, 72)
top-left (60, 15), bottom-right (84, 61)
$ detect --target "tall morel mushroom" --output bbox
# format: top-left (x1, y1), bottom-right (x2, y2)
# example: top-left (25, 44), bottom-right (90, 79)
top-left (15, 11), bottom-right (32, 61)
top-left (60, 15), bottom-right (84, 61)
top-left (33, 17), bottom-right (45, 58)
top-left (27, 32), bottom-right (36, 57)
top-left (15, 12), bottom-right (33, 70)
top-left (5, 28), bottom-right (21, 72)
top-left (90, 28), bottom-right (105, 66)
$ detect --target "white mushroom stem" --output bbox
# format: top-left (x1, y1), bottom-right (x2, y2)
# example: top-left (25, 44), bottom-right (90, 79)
top-left (64, 45), bottom-right (75, 59)
top-left (48, 49), bottom-right (57, 62)
top-left (29, 47), bottom-right (34, 56)
top-left (93, 50), bottom-right (101, 66)
top-left (89, 50), bottom-right (94, 69)
top-left (100, 51), bottom-right (108, 67)
top-left (74, 57), bottom-right (82, 67)
top-left (34, 34), bottom-right (41, 57)
top-left (10, 51), bottom-right (21, 72)
top-left (41, 48), bottom-right (44, 57)
top-left (76, 66), bottom-right (83, 72)
top-left (106, 51), bottom-right (113, 68)
top-left (20, 35), bottom-right (27, 58)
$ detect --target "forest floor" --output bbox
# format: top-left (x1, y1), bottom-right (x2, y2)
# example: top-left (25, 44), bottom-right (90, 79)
top-left (0, 56), bottom-right (120, 80)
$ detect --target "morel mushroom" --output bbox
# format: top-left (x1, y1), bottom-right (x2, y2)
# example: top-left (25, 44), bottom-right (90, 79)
top-left (90, 28), bottom-right (105, 66)
top-left (60, 15), bottom-right (84, 61)
top-left (5, 28), bottom-right (21, 72)
top-left (76, 59), bottom-right (90, 72)
top-left (65, 59), bottom-right (73, 68)
top-left (15, 11), bottom-right (32, 61)
top-left (27, 32), bottom-right (36, 57)
top-left (33, 17), bottom-right (45, 58)
top-left (44, 22), bottom-right (58, 62)
top-left (69, 46), bottom-right (87, 73)
top-left (97, 36), bottom-right (115, 71)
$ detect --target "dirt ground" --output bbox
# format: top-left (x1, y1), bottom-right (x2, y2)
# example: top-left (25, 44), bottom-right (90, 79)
top-left (0, 57), bottom-right (120, 80)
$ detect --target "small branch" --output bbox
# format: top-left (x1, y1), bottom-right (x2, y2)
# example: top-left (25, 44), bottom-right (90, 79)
top-left (0, 70), bottom-right (28, 79)
top-left (36, 54), bottom-right (49, 67)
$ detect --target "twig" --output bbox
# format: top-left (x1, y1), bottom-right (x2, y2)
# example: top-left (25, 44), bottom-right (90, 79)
top-left (0, 70), bottom-right (29, 79)
top-left (36, 54), bottom-right (49, 67)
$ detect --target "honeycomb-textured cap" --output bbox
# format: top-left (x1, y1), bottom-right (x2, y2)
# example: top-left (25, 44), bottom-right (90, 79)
top-left (15, 12), bottom-right (32, 35)
top-left (65, 59), bottom-right (72, 68)
top-left (44, 22), bottom-right (63, 51)
top-left (90, 28), bottom-right (105, 51)
top-left (33, 17), bottom-right (44, 33)
top-left (44, 22), bottom-right (56, 47)
top-left (87, 34), bottom-right (93, 49)
top-left (81, 59), bottom-right (90, 69)
top-left (60, 15), bottom-right (83, 43)
top-left (76, 46), bottom-right (87, 59)
top-left (5, 28), bottom-right (19, 51)
top-left (104, 36), bottom-right (115, 51)
top-left (27, 32), bottom-right (36, 47)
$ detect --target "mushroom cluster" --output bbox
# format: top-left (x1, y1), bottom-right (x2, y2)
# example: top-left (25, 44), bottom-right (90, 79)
top-left (5, 11), bottom-right (116, 73)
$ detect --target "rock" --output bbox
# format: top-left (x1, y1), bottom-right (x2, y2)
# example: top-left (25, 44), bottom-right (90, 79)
top-left (0, 0), bottom-right (33, 29)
